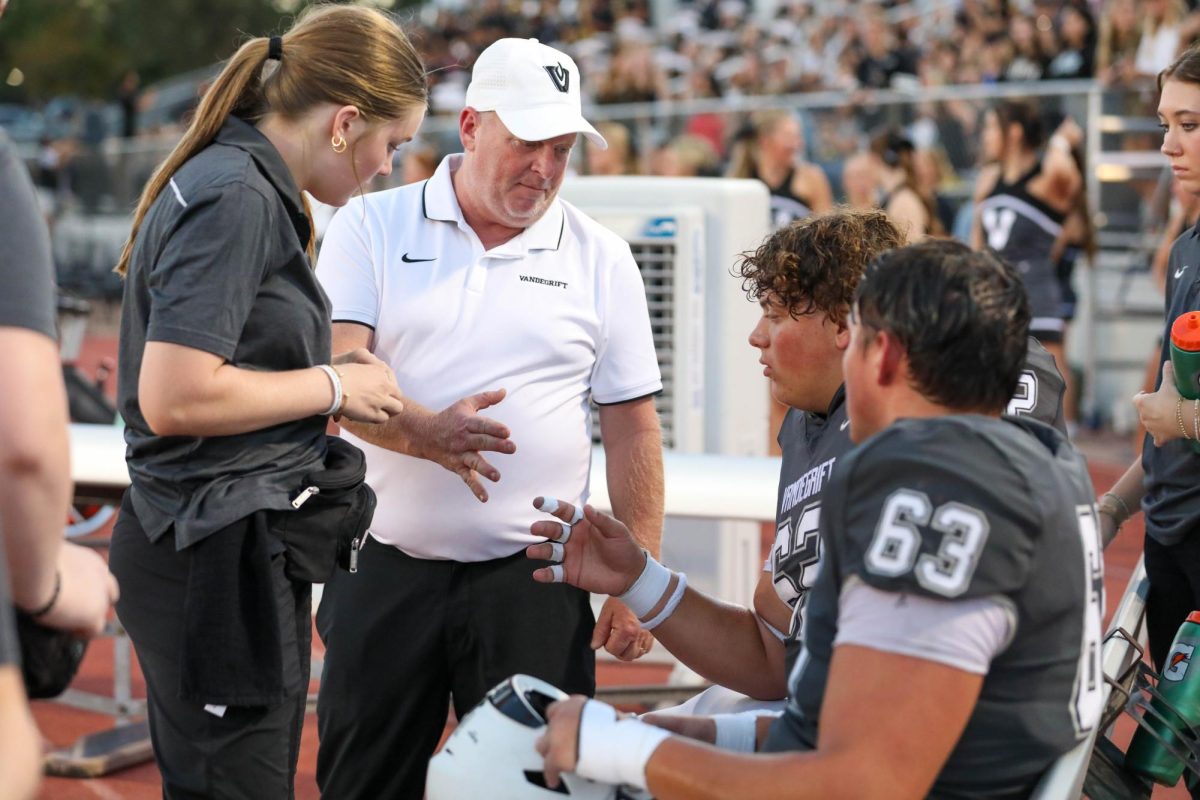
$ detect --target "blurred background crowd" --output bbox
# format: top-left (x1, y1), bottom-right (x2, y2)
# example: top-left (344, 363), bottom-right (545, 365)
top-left (0, 0), bottom-right (1193, 372)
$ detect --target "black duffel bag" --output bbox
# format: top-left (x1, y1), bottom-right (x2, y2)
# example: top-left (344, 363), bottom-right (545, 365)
top-left (16, 610), bottom-right (87, 699)
top-left (272, 435), bottom-right (376, 584)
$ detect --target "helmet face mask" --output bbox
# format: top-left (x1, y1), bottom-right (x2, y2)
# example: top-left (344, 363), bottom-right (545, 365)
top-left (426, 674), bottom-right (619, 800)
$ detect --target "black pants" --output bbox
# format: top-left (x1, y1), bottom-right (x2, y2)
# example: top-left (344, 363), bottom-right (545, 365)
top-left (315, 539), bottom-right (595, 800)
top-left (109, 495), bottom-right (311, 799)
top-left (1144, 533), bottom-right (1200, 673)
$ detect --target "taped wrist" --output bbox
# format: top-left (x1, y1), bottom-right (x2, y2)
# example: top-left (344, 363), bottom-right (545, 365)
top-left (617, 551), bottom-right (673, 618)
top-left (575, 699), bottom-right (671, 790)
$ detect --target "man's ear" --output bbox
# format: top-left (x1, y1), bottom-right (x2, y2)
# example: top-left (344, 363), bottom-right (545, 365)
top-left (875, 330), bottom-right (905, 387)
top-left (834, 318), bottom-right (851, 351)
top-left (460, 107), bottom-right (481, 152)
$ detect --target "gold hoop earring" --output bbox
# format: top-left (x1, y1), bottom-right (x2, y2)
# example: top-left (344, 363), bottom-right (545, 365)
top-left (331, 134), bottom-right (347, 154)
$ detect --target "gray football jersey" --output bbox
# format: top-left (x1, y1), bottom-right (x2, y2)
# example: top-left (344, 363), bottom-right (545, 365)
top-left (1008, 336), bottom-right (1068, 435)
top-left (772, 388), bottom-right (853, 674)
top-left (764, 415), bottom-right (1104, 799)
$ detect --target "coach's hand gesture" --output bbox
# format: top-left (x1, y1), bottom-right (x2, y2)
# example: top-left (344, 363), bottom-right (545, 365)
top-left (416, 389), bottom-right (515, 503)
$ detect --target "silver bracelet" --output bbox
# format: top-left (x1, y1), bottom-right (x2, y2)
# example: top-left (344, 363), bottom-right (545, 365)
top-left (315, 364), bottom-right (343, 416)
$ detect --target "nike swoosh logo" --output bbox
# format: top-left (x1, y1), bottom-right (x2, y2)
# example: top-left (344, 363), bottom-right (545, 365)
top-left (839, 419), bottom-right (850, 431)
top-left (1177, 265), bottom-right (1190, 279)
top-left (401, 253), bottom-right (436, 263)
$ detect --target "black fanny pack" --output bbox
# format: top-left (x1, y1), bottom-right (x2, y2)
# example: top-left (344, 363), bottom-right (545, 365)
top-left (272, 435), bottom-right (376, 584)
top-left (16, 610), bottom-right (87, 699)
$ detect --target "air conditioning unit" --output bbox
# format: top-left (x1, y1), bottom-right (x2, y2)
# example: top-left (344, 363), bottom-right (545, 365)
top-left (560, 177), bottom-right (772, 613)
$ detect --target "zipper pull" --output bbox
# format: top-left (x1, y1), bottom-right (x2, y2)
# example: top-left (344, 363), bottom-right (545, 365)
top-left (349, 534), bottom-right (363, 573)
top-left (291, 486), bottom-right (320, 509)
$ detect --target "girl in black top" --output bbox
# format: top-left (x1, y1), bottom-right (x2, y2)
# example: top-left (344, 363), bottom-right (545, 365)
top-left (869, 128), bottom-right (943, 244)
top-left (107, 6), bottom-right (424, 795)
top-left (728, 110), bottom-right (833, 231)
top-left (972, 100), bottom-right (1082, 411)
top-left (1105, 45), bottom-right (1200, 677)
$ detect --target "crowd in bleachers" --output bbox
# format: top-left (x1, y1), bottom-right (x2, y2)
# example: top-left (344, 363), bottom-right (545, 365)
top-left (16, 0), bottom-right (1200, 292)
top-left (413, 0), bottom-right (1200, 102)
top-left (376, 0), bottom-right (1190, 204)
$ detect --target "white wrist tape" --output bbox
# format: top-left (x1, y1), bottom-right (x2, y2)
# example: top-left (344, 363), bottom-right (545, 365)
top-left (576, 699), bottom-right (671, 790)
top-left (315, 364), bottom-right (343, 417)
top-left (642, 572), bottom-right (687, 631)
top-left (713, 712), bottom-right (760, 752)
top-left (617, 551), bottom-right (673, 619)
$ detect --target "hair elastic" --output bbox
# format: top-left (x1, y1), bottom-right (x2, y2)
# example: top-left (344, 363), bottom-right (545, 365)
top-left (267, 36), bottom-right (283, 61)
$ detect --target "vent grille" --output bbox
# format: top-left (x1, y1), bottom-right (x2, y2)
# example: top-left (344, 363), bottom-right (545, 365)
top-left (592, 240), bottom-right (677, 448)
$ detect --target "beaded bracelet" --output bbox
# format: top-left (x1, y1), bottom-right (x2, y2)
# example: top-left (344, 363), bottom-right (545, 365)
top-left (1178, 396), bottom-right (1191, 440)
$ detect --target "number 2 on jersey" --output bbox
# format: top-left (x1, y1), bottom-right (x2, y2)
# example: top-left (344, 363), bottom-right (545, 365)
top-left (1007, 370), bottom-right (1038, 417)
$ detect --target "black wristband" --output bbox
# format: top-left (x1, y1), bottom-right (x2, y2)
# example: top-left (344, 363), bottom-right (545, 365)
top-left (19, 570), bottom-right (61, 618)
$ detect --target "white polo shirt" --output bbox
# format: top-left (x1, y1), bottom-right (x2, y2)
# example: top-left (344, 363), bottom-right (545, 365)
top-left (316, 155), bottom-right (661, 561)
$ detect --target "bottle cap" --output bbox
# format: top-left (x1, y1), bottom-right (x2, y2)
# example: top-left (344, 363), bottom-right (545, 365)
top-left (1171, 313), bottom-right (1200, 353)
top-left (1189, 611), bottom-right (1200, 625)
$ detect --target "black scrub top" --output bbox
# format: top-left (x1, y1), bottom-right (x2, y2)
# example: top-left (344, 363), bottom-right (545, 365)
top-left (118, 116), bottom-right (332, 549)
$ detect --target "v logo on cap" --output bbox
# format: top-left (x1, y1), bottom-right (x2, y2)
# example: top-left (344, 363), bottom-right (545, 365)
top-left (544, 64), bottom-right (570, 93)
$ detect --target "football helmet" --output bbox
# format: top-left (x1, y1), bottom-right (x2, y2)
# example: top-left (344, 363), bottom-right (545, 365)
top-left (426, 674), bottom-right (619, 800)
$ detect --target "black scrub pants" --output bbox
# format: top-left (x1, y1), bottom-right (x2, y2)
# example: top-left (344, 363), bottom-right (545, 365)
top-left (108, 494), bottom-right (311, 799)
top-left (1144, 533), bottom-right (1200, 672)
top-left (315, 538), bottom-right (595, 800)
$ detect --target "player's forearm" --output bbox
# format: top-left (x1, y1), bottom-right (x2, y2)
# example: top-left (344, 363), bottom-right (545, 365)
top-left (604, 426), bottom-right (664, 558)
top-left (650, 590), bottom-right (788, 700)
top-left (643, 737), bottom-right (882, 800)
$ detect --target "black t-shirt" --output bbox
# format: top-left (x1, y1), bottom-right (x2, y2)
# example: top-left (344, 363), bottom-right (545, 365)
top-left (1143, 224), bottom-right (1200, 545)
top-left (0, 131), bottom-right (57, 342)
top-left (0, 130), bottom-right (58, 666)
top-left (765, 416), bottom-right (1103, 798)
top-left (118, 116), bottom-right (331, 548)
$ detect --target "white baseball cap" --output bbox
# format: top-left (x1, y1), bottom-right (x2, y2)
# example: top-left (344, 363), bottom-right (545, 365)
top-left (465, 38), bottom-right (608, 150)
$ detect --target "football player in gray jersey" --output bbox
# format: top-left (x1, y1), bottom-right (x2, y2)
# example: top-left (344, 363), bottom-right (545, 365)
top-left (545, 210), bottom-right (905, 730)
top-left (531, 242), bottom-right (1103, 799)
